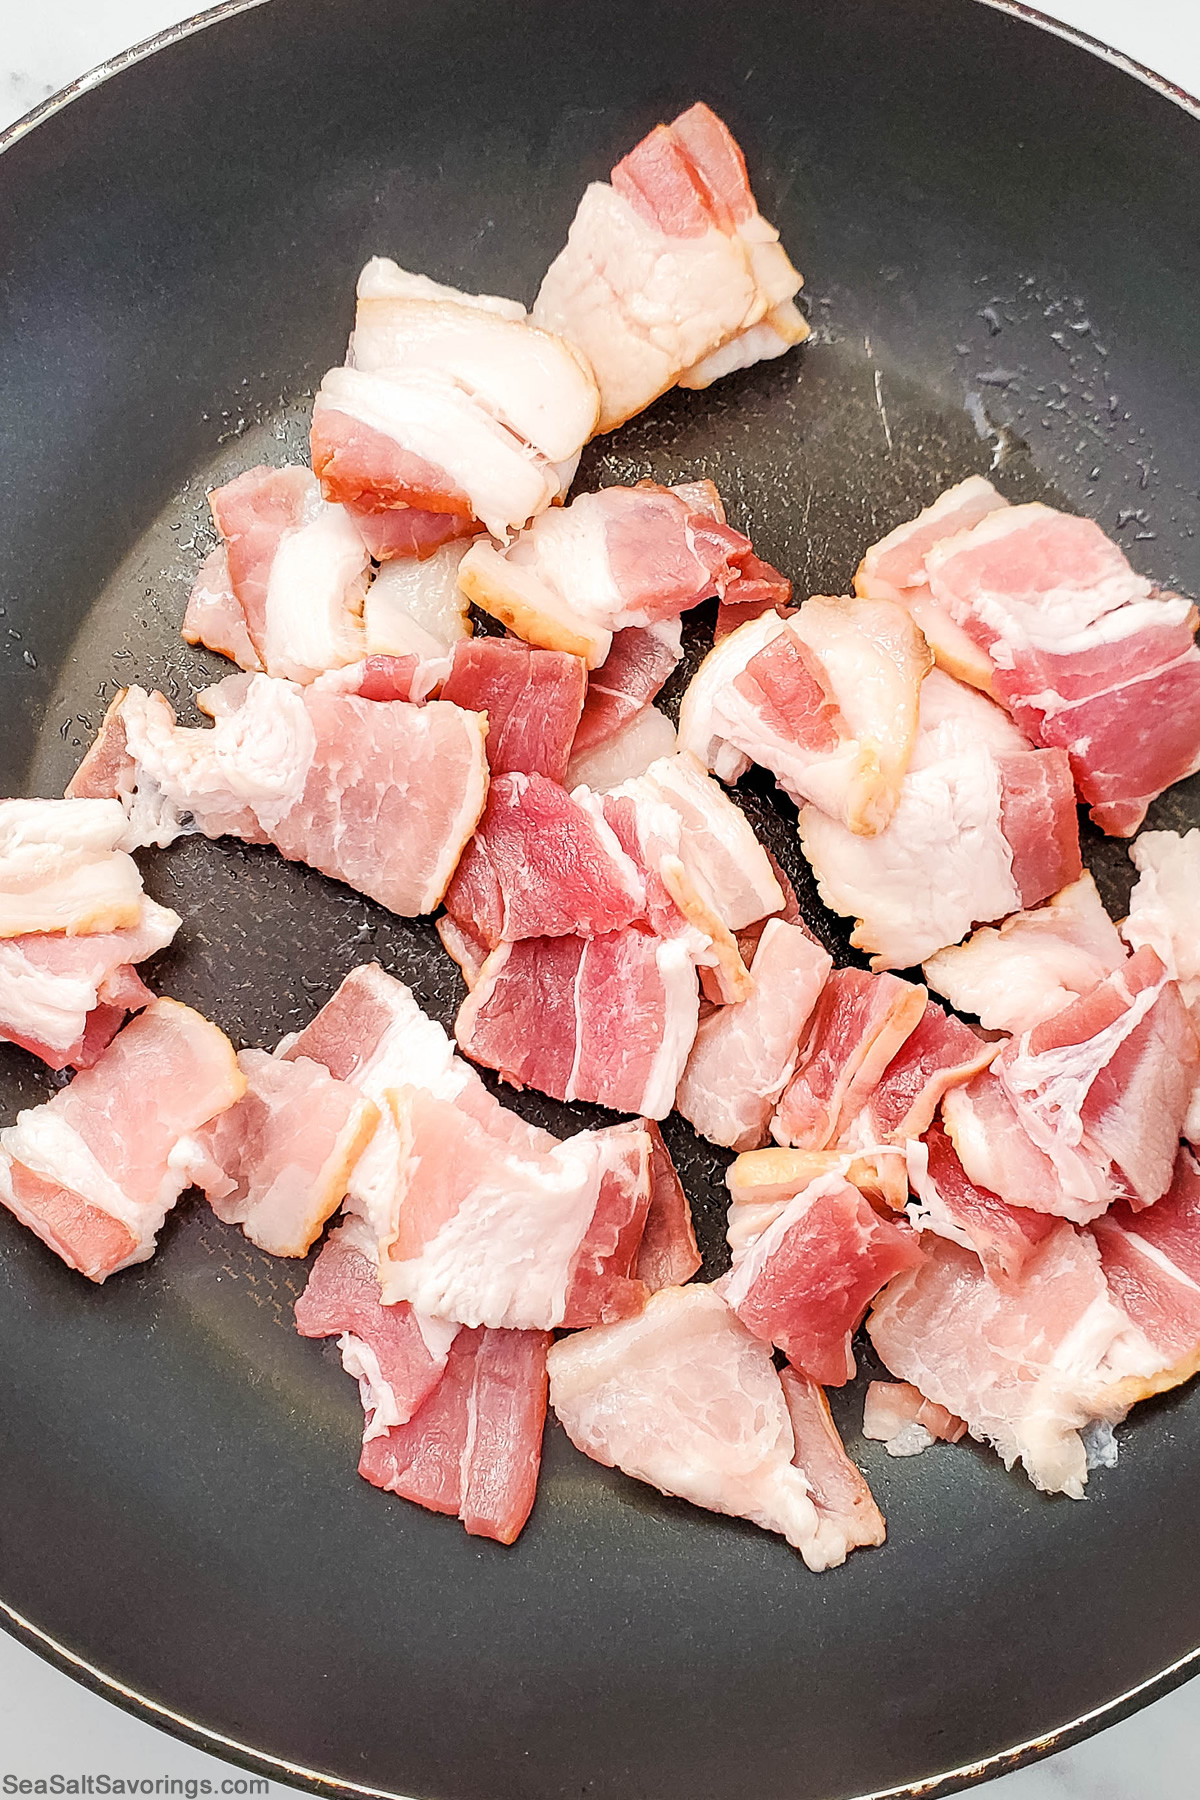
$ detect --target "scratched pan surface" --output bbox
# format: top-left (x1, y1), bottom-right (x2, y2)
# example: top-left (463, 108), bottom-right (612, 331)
top-left (1, 0), bottom-right (1199, 1795)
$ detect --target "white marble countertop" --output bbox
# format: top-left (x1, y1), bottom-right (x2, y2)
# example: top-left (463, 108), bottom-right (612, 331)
top-left (1, 2), bottom-right (1200, 1797)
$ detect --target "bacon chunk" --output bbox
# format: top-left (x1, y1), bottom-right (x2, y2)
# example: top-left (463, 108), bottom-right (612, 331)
top-left (361, 540), bottom-right (472, 662)
top-left (799, 669), bottom-right (1081, 969)
top-left (1122, 829), bottom-right (1200, 1141)
top-left (0, 798), bottom-right (148, 939)
top-left (924, 872), bottom-right (1127, 1034)
top-left (0, 999), bottom-right (244, 1282)
top-left (360, 1323), bottom-right (550, 1544)
top-left (550, 1285), bottom-right (878, 1569)
top-left (943, 946), bottom-right (1199, 1223)
top-left (679, 597), bottom-right (932, 834)
top-left (458, 482), bottom-right (753, 668)
top-left (772, 968), bottom-right (928, 1150)
top-left (295, 1216), bottom-right (458, 1434)
top-left (854, 476), bottom-right (1008, 691)
top-left (718, 1170), bottom-right (924, 1385)
top-left (378, 1090), bottom-right (652, 1329)
top-left (779, 1368), bottom-right (886, 1554)
top-left (348, 260), bottom-right (599, 464)
top-left (201, 466), bottom-right (370, 683)
top-left (856, 1002), bottom-right (997, 1144)
top-left (1091, 1149), bottom-right (1200, 1391)
top-left (867, 1224), bottom-right (1165, 1496)
top-left (861, 1380), bottom-right (967, 1456)
top-left (440, 638), bottom-right (587, 783)
top-left (676, 919), bottom-right (832, 1151)
top-left (905, 1120), bottom-right (1055, 1283)
top-left (635, 1121), bottom-right (702, 1289)
top-left (67, 676), bottom-right (489, 919)
top-left (571, 621), bottom-right (684, 757)
top-left (714, 553), bottom-right (793, 642)
top-left (926, 503), bottom-right (1200, 834)
top-left (0, 895), bottom-right (179, 1071)
top-left (455, 927), bottom-right (699, 1120)
top-left (535, 104), bottom-right (806, 432)
top-left (190, 1049), bottom-right (378, 1256)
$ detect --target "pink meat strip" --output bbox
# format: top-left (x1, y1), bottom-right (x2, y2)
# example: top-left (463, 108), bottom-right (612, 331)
top-left (926, 503), bottom-right (1200, 835)
top-left (359, 1324), bottom-right (551, 1545)
top-left (779, 1367), bottom-right (886, 1552)
top-left (182, 545), bottom-right (263, 673)
top-left (0, 898), bottom-right (179, 1072)
top-left (856, 1003), bottom-right (998, 1144)
top-left (440, 638), bottom-right (587, 782)
top-left (994, 747), bottom-right (1082, 905)
top-left (455, 926), bottom-right (700, 1119)
top-left (861, 1380), bottom-right (967, 1451)
top-left (718, 1170), bottom-right (924, 1385)
top-left (867, 1224), bottom-right (1168, 1497)
top-left (906, 1119), bottom-right (1056, 1285)
top-left (772, 968), bottom-right (928, 1150)
top-left (380, 1088), bottom-right (653, 1329)
top-left (68, 674), bottom-right (489, 919)
top-left (944, 945), bottom-right (1199, 1223)
top-left (676, 919), bottom-right (832, 1151)
top-left (714, 553), bottom-right (793, 643)
top-left (1091, 1148), bottom-right (1200, 1375)
top-left (0, 999), bottom-right (243, 1282)
top-left (190, 1049), bottom-right (378, 1256)
top-left (571, 622), bottom-right (683, 757)
top-left (440, 771), bottom-right (645, 951)
top-left (295, 1218), bottom-right (457, 1430)
top-left (635, 1120), bottom-right (702, 1289)
top-left (344, 500), bottom-right (480, 562)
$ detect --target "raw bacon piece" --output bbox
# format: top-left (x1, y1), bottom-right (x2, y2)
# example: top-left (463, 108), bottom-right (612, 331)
top-left (0, 798), bottom-right (148, 939)
top-left (861, 1380), bottom-right (967, 1456)
top-left (924, 872), bottom-right (1127, 1034)
top-left (906, 1120), bottom-right (1055, 1283)
top-left (311, 366), bottom-right (561, 538)
top-left (346, 501), bottom-right (480, 562)
top-left (67, 675), bottom-right (489, 918)
top-left (549, 1284), bottom-right (873, 1571)
top-left (441, 771), bottom-right (644, 951)
top-left (190, 1049), bottom-right (378, 1256)
top-left (182, 545), bottom-right (263, 673)
top-left (454, 926), bottom-right (700, 1119)
top-left (779, 1368), bottom-right (886, 1555)
top-left (926, 502), bottom-right (1200, 835)
top-left (0, 999), bottom-right (244, 1282)
top-left (0, 895), bottom-right (179, 1071)
top-left (867, 1225), bottom-right (1165, 1496)
top-left (295, 1215), bottom-right (458, 1435)
top-left (362, 541), bottom-right (472, 662)
top-left (635, 1120), bottom-right (702, 1289)
top-left (381, 1091), bottom-right (651, 1328)
top-left (771, 969), bottom-right (927, 1151)
top-left (458, 482), bottom-right (752, 668)
top-left (718, 1170), bottom-right (924, 1385)
top-left (349, 265), bottom-right (599, 465)
top-left (565, 705), bottom-right (678, 792)
top-left (943, 946), bottom-right (1199, 1223)
top-left (676, 919), bottom-right (832, 1151)
top-left (360, 1323), bottom-right (550, 1544)
top-left (535, 104), bottom-right (806, 432)
top-left (798, 669), bottom-right (1081, 969)
top-left (855, 1002), bottom-right (997, 1144)
top-left (571, 621), bottom-right (684, 757)
top-left (855, 476), bottom-right (1008, 691)
top-left (1091, 1149), bottom-right (1200, 1393)
top-left (280, 964), bottom-right (555, 1251)
top-left (678, 596), bottom-right (932, 834)
top-left (1122, 830), bottom-right (1200, 1141)
top-left (714, 553), bottom-right (793, 642)
top-left (440, 638), bottom-right (587, 783)
top-left (204, 466), bottom-right (370, 683)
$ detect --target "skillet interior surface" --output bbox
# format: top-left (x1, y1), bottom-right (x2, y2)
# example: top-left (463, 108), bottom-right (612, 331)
top-left (2, 1), bottom-right (1200, 1796)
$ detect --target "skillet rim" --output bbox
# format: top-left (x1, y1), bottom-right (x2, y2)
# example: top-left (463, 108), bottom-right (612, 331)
top-left (1, 0), bottom-right (1198, 1793)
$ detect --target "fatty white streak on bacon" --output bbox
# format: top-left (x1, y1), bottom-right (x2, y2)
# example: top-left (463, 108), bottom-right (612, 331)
top-left (565, 704), bottom-right (678, 793)
top-left (363, 540), bottom-right (473, 662)
top-left (0, 798), bottom-right (148, 939)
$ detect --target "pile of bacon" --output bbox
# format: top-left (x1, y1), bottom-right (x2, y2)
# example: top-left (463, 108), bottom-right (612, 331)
top-left (4, 104), bottom-right (1200, 1569)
